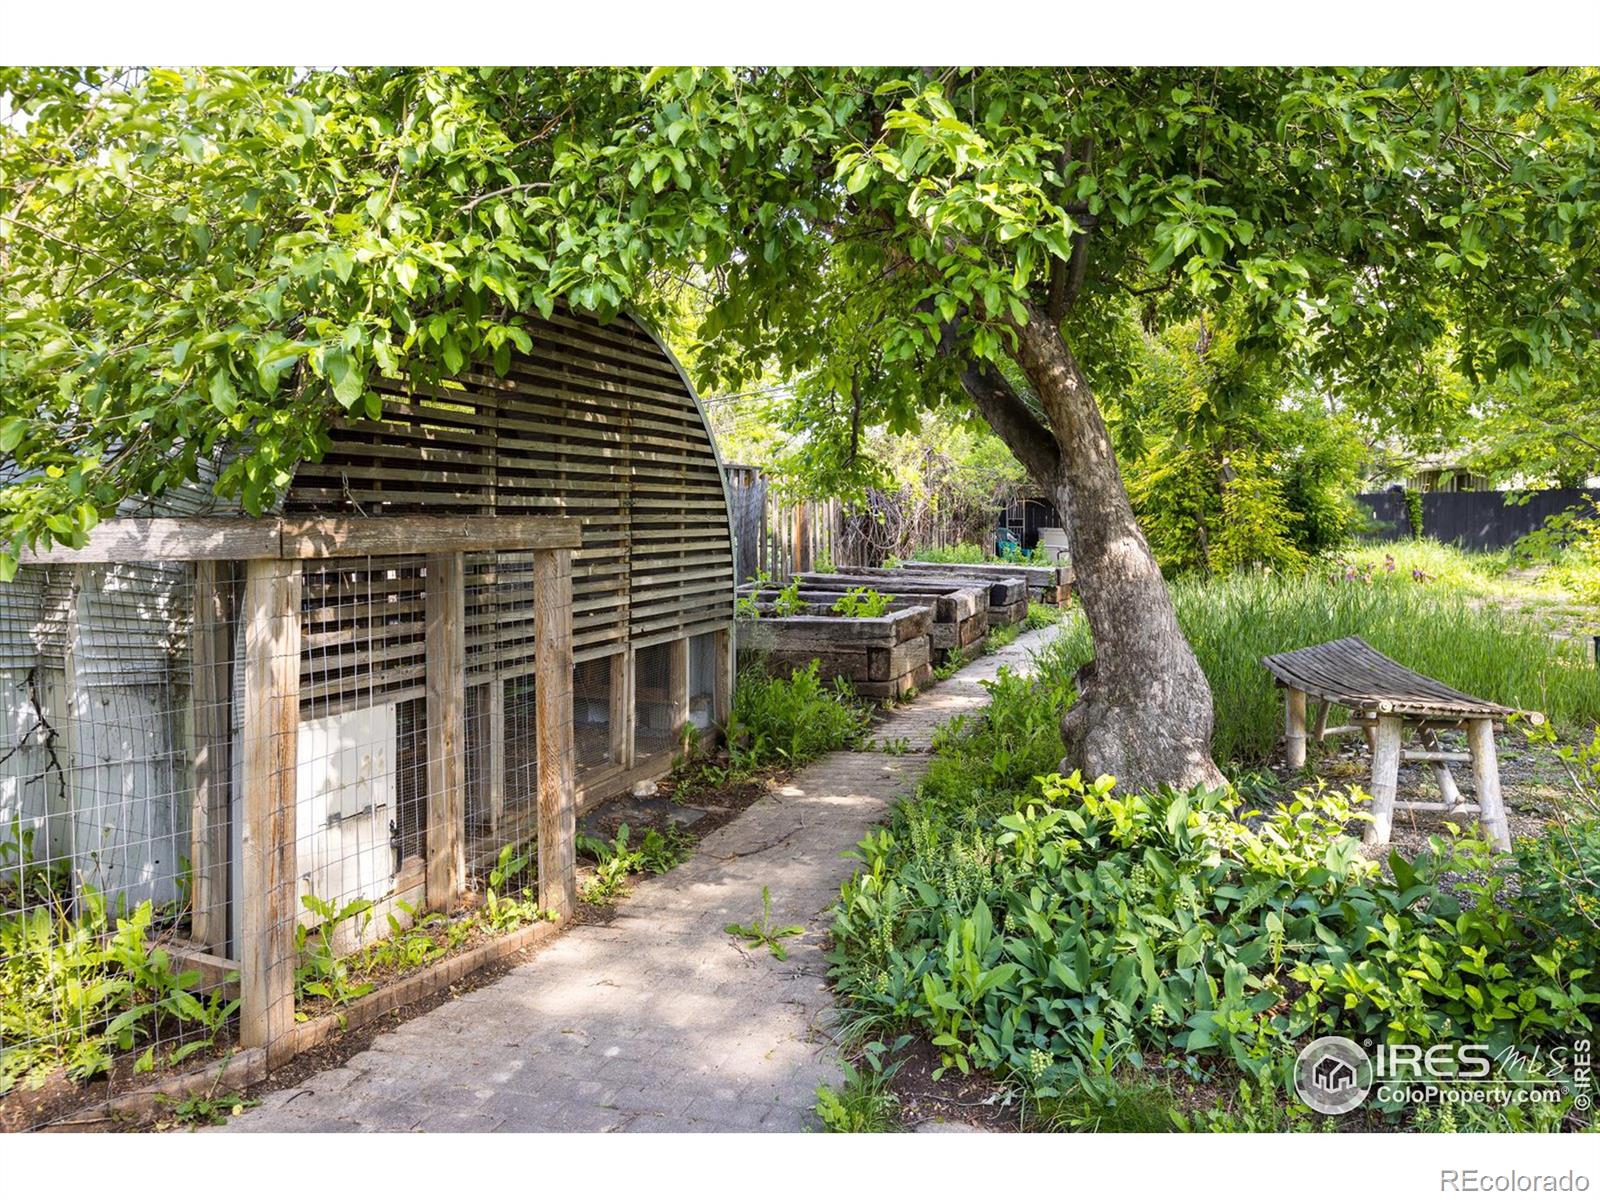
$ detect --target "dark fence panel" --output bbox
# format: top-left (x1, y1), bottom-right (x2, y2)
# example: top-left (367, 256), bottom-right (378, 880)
top-left (1356, 488), bottom-right (1600, 551)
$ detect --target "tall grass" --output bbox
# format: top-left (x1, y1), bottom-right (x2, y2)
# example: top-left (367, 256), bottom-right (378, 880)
top-left (1042, 571), bottom-right (1600, 765)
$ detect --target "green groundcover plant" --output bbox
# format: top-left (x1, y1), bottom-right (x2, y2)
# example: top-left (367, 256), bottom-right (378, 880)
top-left (828, 666), bottom-right (1599, 1128)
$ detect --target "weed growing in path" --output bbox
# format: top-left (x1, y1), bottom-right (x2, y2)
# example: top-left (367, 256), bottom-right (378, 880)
top-left (725, 887), bottom-right (804, 960)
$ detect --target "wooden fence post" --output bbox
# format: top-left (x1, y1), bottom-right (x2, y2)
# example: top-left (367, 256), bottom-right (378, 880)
top-left (190, 561), bottom-right (233, 953)
top-left (534, 548), bottom-right (576, 918)
top-left (609, 650), bottom-right (634, 769)
top-left (239, 558), bottom-right (300, 1064)
top-left (425, 552), bottom-right (466, 910)
top-left (713, 627), bottom-right (733, 728)
top-left (668, 636), bottom-right (689, 746)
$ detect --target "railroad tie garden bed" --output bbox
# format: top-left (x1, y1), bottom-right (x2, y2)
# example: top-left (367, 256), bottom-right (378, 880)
top-left (796, 568), bottom-right (1032, 627)
top-left (737, 601), bottom-right (934, 698)
top-left (744, 580), bottom-right (988, 663)
top-left (899, 560), bottom-right (1074, 605)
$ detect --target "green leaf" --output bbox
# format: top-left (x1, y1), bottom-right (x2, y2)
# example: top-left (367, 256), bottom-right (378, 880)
top-left (208, 373), bottom-right (237, 416)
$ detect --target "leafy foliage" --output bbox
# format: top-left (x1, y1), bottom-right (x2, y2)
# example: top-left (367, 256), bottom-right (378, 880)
top-left (1, 886), bottom-right (237, 1092)
top-left (576, 822), bottom-right (694, 905)
top-left (814, 1035), bottom-right (910, 1133)
top-left (726, 661), bottom-right (871, 772)
top-left (3, 67), bottom-right (1597, 582)
top-left (725, 886), bottom-right (804, 961)
top-left (830, 587), bottom-right (893, 619)
top-left (828, 669), bottom-right (1600, 1120)
top-left (1112, 315), bottom-right (1363, 576)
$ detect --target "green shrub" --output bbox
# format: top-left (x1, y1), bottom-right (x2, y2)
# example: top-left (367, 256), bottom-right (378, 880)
top-left (729, 661), bottom-right (871, 772)
top-left (1041, 568), bottom-right (1600, 764)
top-left (1, 888), bottom-right (237, 1092)
top-left (814, 1036), bottom-right (910, 1132)
top-left (829, 672), bottom-right (1600, 1115)
top-left (1022, 601), bottom-right (1064, 630)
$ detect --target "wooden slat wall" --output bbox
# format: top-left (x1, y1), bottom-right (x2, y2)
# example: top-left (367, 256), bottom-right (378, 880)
top-left (282, 308), bottom-right (734, 714)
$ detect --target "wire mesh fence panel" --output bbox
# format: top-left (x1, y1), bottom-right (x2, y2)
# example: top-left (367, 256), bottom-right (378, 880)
top-left (572, 656), bottom-right (614, 775)
top-left (0, 522), bottom-right (581, 1129)
top-left (634, 641), bottom-right (677, 758)
top-left (688, 633), bottom-right (716, 732)
top-left (1, 559), bottom-right (239, 1129)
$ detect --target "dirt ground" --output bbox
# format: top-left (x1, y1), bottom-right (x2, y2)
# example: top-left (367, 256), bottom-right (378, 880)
top-left (1266, 722), bottom-right (1580, 861)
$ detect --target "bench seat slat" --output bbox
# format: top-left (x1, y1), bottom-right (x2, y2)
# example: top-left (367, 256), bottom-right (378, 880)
top-left (1261, 636), bottom-right (1515, 720)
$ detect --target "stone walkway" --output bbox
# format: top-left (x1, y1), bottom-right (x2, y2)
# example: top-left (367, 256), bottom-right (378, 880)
top-left (224, 626), bottom-right (1060, 1133)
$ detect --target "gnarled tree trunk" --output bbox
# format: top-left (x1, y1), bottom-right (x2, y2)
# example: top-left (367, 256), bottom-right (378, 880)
top-left (964, 306), bottom-right (1225, 794)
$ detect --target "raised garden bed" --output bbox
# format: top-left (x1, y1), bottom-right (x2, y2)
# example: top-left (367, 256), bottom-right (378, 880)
top-left (900, 560), bottom-right (1074, 604)
top-left (742, 582), bottom-right (988, 664)
top-left (736, 602), bottom-right (934, 699)
top-left (796, 569), bottom-right (1032, 627)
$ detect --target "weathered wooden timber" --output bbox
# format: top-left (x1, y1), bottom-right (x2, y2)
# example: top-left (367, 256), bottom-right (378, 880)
top-left (740, 581), bottom-right (988, 661)
top-left (794, 569), bottom-right (1029, 626)
top-left (737, 604), bottom-right (934, 699)
top-left (1261, 636), bottom-right (1543, 851)
top-left (899, 560), bottom-right (1074, 604)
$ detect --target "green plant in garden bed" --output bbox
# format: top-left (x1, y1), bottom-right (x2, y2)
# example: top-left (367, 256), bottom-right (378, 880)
top-left (831, 587), bottom-right (894, 618)
top-left (294, 894), bottom-right (377, 1013)
top-left (982, 623), bottom-right (1020, 655)
top-left (828, 662), bottom-right (1600, 1129)
top-left (1022, 601), bottom-right (1064, 631)
top-left (814, 1034), bottom-right (911, 1132)
top-left (577, 822), bottom-right (694, 905)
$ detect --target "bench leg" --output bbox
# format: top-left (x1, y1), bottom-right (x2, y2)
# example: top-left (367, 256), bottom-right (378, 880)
top-left (1467, 719), bottom-right (1512, 851)
top-left (1285, 688), bottom-right (1307, 771)
top-left (1312, 699), bottom-right (1330, 743)
top-left (1366, 714), bottom-right (1403, 847)
top-left (1420, 728), bottom-right (1466, 812)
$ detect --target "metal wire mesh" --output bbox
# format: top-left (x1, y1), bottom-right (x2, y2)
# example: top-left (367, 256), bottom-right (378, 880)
top-left (572, 656), bottom-right (613, 774)
top-left (688, 633), bottom-right (715, 732)
top-left (0, 546), bottom-right (562, 1129)
top-left (1, 560), bottom-right (232, 1127)
top-left (633, 642), bottom-right (676, 758)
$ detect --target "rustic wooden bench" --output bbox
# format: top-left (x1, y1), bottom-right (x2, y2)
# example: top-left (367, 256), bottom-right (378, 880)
top-left (1260, 636), bottom-right (1544, 851)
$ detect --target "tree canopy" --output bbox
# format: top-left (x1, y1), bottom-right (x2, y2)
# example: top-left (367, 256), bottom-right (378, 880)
top-left (2, 69), bottom-right (1596, 562)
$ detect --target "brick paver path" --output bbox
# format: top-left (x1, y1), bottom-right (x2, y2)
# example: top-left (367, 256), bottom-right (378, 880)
top-left (225, 625), bottom-right (1061, 1132)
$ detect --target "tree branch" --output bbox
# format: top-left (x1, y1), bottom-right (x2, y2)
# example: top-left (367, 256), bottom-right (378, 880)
top-left (959, 358), bottom-right (1062, 488)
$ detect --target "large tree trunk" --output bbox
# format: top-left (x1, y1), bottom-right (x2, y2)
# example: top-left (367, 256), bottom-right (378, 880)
top-left (1002, 308), bottom-right (1226, 793)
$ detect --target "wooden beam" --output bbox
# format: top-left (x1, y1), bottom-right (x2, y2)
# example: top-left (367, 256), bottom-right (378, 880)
top-left (609, 650), bottom-right (633, 769)
top-left (282, 515), bottom-right (582, 558)
top-left (19, 518), bottom-right (282, 564)
top-left (1284, 688), bottom-right (1307, 771)
top-left (18, 514), bottom-right (585, 564)
top-left (486, 678), bottom-right (506, 837)
top-left (189, 561), bottom-right (233, 954)
top-left (668, 636), bottom-right (689, 747)
top-left (238, 558), bottom-right (300, 1066)
top-left (425, 553), bottom-right (466, 910)
top-left (713, 626), bottom-right (733, 728)
top-left (1419, 728), bottom-right (1466, 810)
top-left (534, 548), bottom-right (577, 919)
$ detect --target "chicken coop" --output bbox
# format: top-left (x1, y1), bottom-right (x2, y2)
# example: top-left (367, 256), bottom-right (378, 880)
top-left (0, 307), bottom-right (735, 1094)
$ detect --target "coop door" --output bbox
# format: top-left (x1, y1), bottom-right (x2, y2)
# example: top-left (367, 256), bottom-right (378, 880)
top-left (295, 703), bottom-right (397, 922)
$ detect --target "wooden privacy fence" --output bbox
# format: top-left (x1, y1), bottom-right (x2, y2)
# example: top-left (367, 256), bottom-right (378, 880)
top-left (722, 464), bottom-right (843, 582)
top-left (8, 514), bottom-right (580, 1082)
